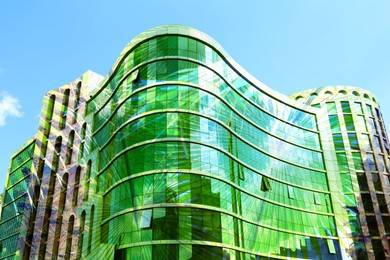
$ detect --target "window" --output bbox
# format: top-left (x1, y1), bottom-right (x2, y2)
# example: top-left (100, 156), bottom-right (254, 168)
top-left (328, 115), bottom-right (340, 132)
top-left (66, 130), bottom-right (75, 165)
top-left (343, 114), bottom-right (355, 131)
top-left (46, 94), bottom-right (56, 124)
top-left (53, 136), bottom-right (62, 171)
top-left (354, 102), bottom-right (363, 114)
top-left (366, 104), bottom-right (373, 115)
top-left (73, 166), bottom-right (81, 206)
top-left (77, 211), bottom-right (86, 259)
top-left (84, 160), bottom-right (92, 201)
top-left (87, 205), bottom-right (95, 254)
top-left (140, 209), bottom-right (153, 229)
top-left (60, 89), bottom-right (70, 129)
top-left (326, 102), bottom-right (337, 114)
top-left (313, 192), bottom-right (322, 205)
top-left (362, 194), bottom-right (374, 213)
top-left (287, 186), bottom-right (294, 199)
top-left (73, 82), bottom-right (82, 124)
top-left (348, 133), bottom-right (359, 150)
top-left (365, 154), bottom-right (377, 171)
top-left (79, 123), bottom-right (87, 159)
top-left (65, 215), bottom-right (75, 259)
top-left (261, 176), bottom-right (271, 192)
top-left (327, 239), bottom-right (336, 254)
top-left (341, 101), bottom-right (351, 113)
top-left (52, 173), bottom-right (68, 257)
top-left (332, 133), bottom-right (345, 151)
top-left (352, 152), bottom-right (363, 170)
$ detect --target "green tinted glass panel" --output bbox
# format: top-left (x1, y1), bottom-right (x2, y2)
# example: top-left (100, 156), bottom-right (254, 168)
top-left (355, 102), bottom-right (363, 114)
top-left (341, 101), bottom-right (351, 113)
top-left (326, 102), bottom-right (337, 114)
top-left (348, 133), bottom-right (359, 150)
top-left (329, 115), bottom-right (340, 132)
top-left (333, 133), bottom-right (345, 150)
top-left (343, 114), bottom-right (355, 131)
top-left (336, 153), bottom-right (348, 172)
top-left (352, 152), bottom-right (363, 170)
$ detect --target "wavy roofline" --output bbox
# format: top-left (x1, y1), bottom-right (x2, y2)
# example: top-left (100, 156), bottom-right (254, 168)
top-left (89, 24), bottom-right (319, 115)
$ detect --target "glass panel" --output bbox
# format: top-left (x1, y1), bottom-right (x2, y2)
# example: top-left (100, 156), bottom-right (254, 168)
top-left (356, 172), bottom-right (369, 191)
top-left (361, 194), bottom-right (374, 213)
top-left (343, 114), bottom-right (355, 131)
top-left (336, 153), bottom-right (349, 172)
top-left (360, 134), bottom-right (372, 151)
top-left (326, 102), bottom-right (337, 114)
top-left (333, 133), bottom-right (345, 150)
top-left (365, 154), bottom-right (377, 171)
top-left (374, 136), bottom-right (382, 151)
top-left (355, 102), bottom-right (363, 114)
top-left (140, 209), bottom-right (153, 229)
top-left (341, 101), bottom-right (351, 113)
top-left (328, 115), bottom-right (341, 132)
top-left (371, 173), bottom-right (382, 191)
top-left (366, 104), bottom-right (373, 115)
top-left (357, 115), bottom-right (367, 132)
top-left (368, 118), bottom-right (377, 133)
top-left (348, 133), bottom-right (359, 150)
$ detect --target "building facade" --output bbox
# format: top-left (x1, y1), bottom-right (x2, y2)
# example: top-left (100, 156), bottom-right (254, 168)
top-left (0, 25), bottom-right (389, 259)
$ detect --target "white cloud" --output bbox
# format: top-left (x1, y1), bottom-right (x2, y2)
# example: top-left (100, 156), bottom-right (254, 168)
top-left (0, 92), bottom-right (23, 126)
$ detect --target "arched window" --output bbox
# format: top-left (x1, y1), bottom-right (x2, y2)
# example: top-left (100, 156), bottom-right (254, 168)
top-left (73, 166), bottom-right (81, 206)
top-left (38, 137), bottom-right (61, 258)
top-left (352, 91), bottom-right (360, 96)
top-left (41, 94), bottom-right (56, 158)
top-left (60, 89), bottom-right (70, 129)
top-left (84, 160), bottom-right (92, 201)
top-left (73, 82), bottom-right (82, 124)
top-left (338, 90), bottom-right (347, 96)
top-left (52, 173), bottom-right (68, 257)
top-left (87, 205), bottom-right (95, 254)
top-left (65, 215), bottom-right (75, 259)
top-left (66, 130), bottom-right (75, 165)
top-left (79, 123), bottom-right (87, 160)
top-left (53, 136), bottom-right (62, 171)
top-left (324, 91), bottom-right (333, 97)
top-left (77, 210), bottom-right (86, 259)
top-left (46, 94), bottom-right (56, 123)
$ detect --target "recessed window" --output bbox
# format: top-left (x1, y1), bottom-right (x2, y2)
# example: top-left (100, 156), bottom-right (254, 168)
top-left (339, 90), bottom-right (347, 96)
top-left (140, 209), bottom-right (153, 229)
top-left (77, 211), bottom-right (86, 259)
top-left (287, 186), bottom-right (294, 199)
top-left (60, 89), bottom-right (70, 130)
top-left (327, 239), bottom-right (336, 254)
top-left (87, 205), bottom-right (95, 254)
top-left (65, 215), bottom-right (75, 259)
top-left (261, 176), bottom-right (271, 192)
top-left (332, 133), bottom-right (345, 151)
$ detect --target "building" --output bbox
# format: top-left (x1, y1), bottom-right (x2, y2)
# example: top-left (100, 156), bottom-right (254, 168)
top-left (0, 25), bottom-right (389, 259)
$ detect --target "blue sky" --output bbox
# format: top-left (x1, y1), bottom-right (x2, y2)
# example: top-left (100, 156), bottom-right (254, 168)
top-left (1, 1), bottom-right (390, 187)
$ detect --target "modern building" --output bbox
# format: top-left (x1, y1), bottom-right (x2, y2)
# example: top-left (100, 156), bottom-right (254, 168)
top-left (0, 25), bottom-right (389, 259)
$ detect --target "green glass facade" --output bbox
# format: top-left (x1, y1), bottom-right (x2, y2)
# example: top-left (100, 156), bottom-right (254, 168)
top-left (0, 25), bottom-right (389, 259)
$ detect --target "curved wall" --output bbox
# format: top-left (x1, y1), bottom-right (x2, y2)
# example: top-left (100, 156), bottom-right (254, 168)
top-left (291, 86), bottom-right (390, 259)
top-left (85, 25), bottom-right (341, 259)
